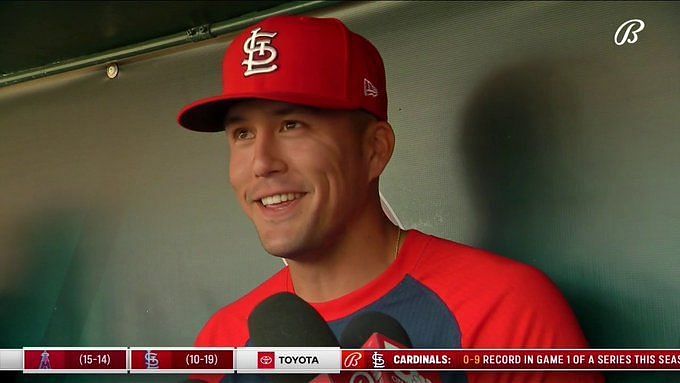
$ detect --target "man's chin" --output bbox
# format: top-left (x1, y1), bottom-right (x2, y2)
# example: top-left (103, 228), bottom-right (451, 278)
top-left (255, 221), bottom-right (322, 259)
top-left (260, 234), bottom-right (322, 262)
top-left (259, 235), bottom-right (300, 258)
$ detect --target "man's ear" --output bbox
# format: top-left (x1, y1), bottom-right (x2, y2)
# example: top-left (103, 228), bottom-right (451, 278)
top-left (364, 120), bottom-right (395, 181)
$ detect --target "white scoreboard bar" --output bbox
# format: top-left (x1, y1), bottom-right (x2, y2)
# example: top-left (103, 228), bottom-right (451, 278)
top-left (0, 349), bottom-right (23, 371)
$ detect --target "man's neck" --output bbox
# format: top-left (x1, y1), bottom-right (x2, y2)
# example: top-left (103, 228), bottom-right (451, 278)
top-left (286, 210), bottom-right (402, 303)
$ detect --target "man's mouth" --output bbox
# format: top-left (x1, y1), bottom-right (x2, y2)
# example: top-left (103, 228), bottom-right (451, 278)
top-left (259, 192), bottom-right (305, 207)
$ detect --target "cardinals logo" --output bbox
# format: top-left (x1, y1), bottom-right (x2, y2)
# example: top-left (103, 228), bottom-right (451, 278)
top-left (242, 27), bottom-right (279, 76)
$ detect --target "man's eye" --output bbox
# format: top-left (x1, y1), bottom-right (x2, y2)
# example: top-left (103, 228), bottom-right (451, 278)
top-left (234, 128), bottom-right (254, 140)
top-left (281, 121), bottom-right (301, 131)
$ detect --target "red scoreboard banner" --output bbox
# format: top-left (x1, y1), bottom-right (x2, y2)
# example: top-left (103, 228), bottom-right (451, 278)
top-left (12, 348), bottom-right (680, 373)
top-left (130, 347), bottom-right (234, 373)
top-left (23, 347), bottom-right (128, 373)
top-left (339, 349), bottom-right (680, 371)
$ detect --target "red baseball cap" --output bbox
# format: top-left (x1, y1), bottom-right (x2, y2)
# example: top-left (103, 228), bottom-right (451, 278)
top-left (177, 15), bottom-right (387, 132)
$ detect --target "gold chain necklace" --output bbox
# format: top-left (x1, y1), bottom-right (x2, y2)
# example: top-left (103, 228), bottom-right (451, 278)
top-left (394, 228), bottom-right (402, 261)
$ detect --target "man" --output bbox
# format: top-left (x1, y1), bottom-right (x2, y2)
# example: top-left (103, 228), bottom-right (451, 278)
top-left (178, 15), bottom-right (602, 383)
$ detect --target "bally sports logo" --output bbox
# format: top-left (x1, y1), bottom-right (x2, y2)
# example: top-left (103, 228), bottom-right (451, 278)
top-left (257, 352), bottom-right (275, 369)
top-left (343, 351), bottom-right (363, 368)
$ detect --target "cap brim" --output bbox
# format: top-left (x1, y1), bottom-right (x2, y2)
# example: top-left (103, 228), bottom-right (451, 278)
top-left (177, 94), bottom-right (239, 132)
top-left (178, 92), bottom-right (366, 132)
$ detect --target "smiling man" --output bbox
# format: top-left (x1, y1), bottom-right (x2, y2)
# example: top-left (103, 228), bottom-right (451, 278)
top-left (224, 100), bottom-right (396, 303)
top-left (177, 15), bottom-right (602, 383)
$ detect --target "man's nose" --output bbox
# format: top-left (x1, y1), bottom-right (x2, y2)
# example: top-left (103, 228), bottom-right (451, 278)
top-left (252, 133), bottom-right (286, 177)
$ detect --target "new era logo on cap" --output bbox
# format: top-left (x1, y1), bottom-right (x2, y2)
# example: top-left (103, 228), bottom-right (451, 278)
top-left (177, 15), bottom-right (388, 132)
top-left (364, 78), bottom-right (378, 97)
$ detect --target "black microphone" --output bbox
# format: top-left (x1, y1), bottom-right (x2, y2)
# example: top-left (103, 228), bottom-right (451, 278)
top-left (248, 292), bottom-right (339, 383)
top-left (339, 311), bottom-right (412, 348)
top-left (339, 312), bottom-right (444, 383)
top-left (248, 292), bottom-right (338, 347)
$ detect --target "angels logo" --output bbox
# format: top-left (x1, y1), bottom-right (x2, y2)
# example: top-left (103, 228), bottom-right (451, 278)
top-left (38, 351), bottom-right (51, 369)
top-left (242, 27), bottom-right (279, 76)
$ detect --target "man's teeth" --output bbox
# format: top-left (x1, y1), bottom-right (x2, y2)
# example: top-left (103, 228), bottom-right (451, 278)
top-left (261, 193), bottom-right (303, 206)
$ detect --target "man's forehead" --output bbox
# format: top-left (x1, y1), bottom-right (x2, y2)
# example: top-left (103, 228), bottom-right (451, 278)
top-left (225, 99), bottom-right (320, 120)
top-left (222, 99), bottom-right (374, 130)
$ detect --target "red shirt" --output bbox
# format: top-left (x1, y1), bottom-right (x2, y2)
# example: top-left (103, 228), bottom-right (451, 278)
top-left (194, 230), bottom-right (604, 383)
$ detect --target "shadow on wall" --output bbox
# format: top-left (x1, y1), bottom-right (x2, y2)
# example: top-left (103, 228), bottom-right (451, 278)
top-left (461, 61), bottom-right (668, 376)
top-left (458, 60), bottom-right (678, 382)
top-left (457, 59), bottom-right (589, 336)
top-left (459, 60), bottom-right (582, 245)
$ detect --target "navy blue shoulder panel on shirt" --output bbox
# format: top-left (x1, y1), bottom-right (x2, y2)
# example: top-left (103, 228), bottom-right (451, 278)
top-left (327, 275), bottom-right (463, 349)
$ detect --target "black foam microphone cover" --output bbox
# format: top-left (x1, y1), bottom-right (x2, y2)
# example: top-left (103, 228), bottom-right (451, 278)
top-left (248, 292), bottom-right (339, 383)
top-left (339, 311), bottom-right (412, 348)
top-left (248, 292), bottom-right (339, 347)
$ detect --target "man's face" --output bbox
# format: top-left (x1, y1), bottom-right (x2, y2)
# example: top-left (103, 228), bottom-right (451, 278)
top-left (225, 100), bottom-right (372, 259)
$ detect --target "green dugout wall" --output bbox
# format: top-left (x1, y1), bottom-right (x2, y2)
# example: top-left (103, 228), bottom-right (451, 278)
top-left (1, 2), bottom-right (678, 382)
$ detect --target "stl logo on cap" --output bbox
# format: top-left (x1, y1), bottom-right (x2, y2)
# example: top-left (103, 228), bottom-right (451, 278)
top-left (242, 27), bottom-right (279, 77)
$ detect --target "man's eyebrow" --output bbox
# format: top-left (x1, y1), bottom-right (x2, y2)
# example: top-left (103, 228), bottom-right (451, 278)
top-left (223, 115), bottom-right (245, 129)
top-left (224, 105), bottom-right (319, 129)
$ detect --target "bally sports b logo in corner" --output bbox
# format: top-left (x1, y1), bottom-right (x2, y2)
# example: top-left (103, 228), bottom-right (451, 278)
top-left (343, 351), bottom-right (363, 368)
top-left (614, 19), bottom-right (645, 46)
top-left (258, 352), bottom-right (275, 369)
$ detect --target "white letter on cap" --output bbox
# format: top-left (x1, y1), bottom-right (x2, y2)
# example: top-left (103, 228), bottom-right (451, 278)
top-left (242, 27), bottom-right (279, 76)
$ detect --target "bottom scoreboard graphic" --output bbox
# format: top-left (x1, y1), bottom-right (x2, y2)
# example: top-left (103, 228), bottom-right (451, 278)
top-left (0, 348), bottom-right (677, 374)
